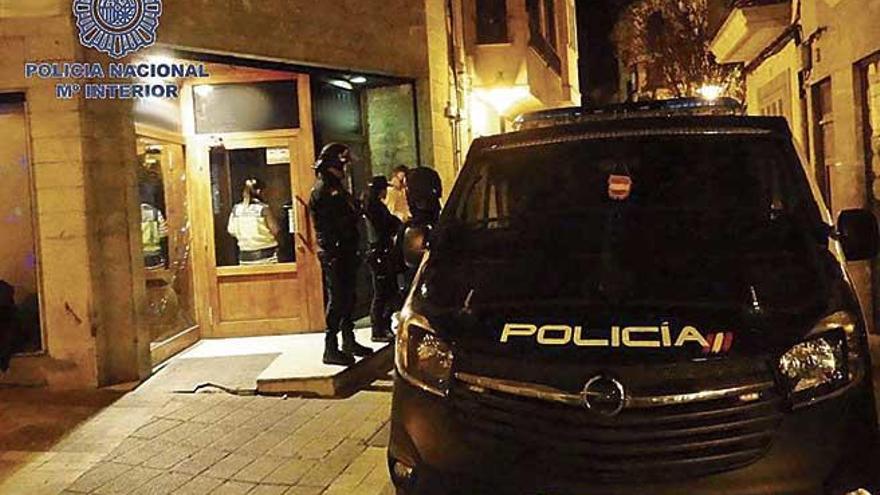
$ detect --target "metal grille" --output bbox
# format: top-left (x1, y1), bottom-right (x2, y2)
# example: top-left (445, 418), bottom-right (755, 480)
top-left (449, 378), bottom-right (783, 482)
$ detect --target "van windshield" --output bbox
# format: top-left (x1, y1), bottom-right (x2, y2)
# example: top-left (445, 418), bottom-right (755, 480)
top-left (442, 134), bottom-right (830, 309)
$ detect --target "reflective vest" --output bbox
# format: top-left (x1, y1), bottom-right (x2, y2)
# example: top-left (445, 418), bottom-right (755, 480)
top-left (227, 202), bottom-right (278, 252)
top-left (141, 203), bottom-right (168, 255)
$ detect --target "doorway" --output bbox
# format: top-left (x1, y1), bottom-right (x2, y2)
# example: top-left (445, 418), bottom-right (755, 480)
top-left (0, 95), bottom-right (42, 355)
top-left (185, 72), bottom-right (325, 337)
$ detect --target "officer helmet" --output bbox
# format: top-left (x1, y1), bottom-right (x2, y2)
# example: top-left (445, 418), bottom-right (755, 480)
top-left (314, 143), bottom-right (351, 174)
top-left (368, 175), bottom-right (389, 191)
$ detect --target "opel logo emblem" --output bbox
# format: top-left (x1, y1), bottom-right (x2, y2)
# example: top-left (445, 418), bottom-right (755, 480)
top-left (582, 375), bottom-right (626, 417)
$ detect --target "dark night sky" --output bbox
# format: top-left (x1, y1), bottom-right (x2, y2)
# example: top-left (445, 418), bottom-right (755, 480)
top-left (576, 0), bottom-right (634, 104)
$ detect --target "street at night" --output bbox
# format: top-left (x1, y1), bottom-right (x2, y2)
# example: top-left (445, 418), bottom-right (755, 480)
top-left (3, 0), bottom-right (880, 494)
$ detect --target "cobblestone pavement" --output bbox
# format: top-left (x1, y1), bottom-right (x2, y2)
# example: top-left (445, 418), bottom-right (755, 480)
top-left (0, 386), bottom-right (395, 495)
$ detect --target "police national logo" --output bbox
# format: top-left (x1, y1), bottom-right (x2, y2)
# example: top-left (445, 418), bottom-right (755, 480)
top-left (73, 0), bottom-right (163, 59)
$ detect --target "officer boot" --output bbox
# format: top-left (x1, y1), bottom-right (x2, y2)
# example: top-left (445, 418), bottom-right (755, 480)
top-left (341, 329), bottom-right (374, 358)
top-left (371, 328), bottom-right (395, 343)
top-left (323, 333), bottom-right (355, 366)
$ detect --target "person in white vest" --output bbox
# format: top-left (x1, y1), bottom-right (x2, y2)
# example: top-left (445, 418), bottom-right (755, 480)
top-left (227, 178), bottom-right (281, 265)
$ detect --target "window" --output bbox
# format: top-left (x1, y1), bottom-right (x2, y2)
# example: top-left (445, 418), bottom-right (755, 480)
top-left (542, 0), bottom-right (557, 48)
top-left (476, 0), bottom-right (508, 44)
top-left (526, 0), bottom-right (561, 73)
top-left (194, 81), bottom-right (299, 134)
top-left (812, 79), bottom-right (834, 207)
top-left (450, 136), bottom-right (825, 309)
top-left (211, 146), bottom-right (297, 267)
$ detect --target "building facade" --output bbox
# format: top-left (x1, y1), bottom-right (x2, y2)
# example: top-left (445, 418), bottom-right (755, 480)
top-left (710, 0), bottom-right (880, 330)
top-left (0, 0), bottom-right (579, 388)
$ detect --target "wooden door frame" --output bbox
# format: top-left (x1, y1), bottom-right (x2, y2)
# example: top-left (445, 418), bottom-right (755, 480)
top-left (182, 72), bottom-right (323, 338)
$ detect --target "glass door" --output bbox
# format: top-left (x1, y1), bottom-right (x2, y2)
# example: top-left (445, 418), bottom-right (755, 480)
top-left (200, 135), bottom-right (324, 337)
top-left (136, 136), bottom-right (199, 364)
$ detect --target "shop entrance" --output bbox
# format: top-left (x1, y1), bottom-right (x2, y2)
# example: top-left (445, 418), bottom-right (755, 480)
top-left (184, 72), bottom-right (325, 337)
top-left (132, 53), bottom-right (420, 348)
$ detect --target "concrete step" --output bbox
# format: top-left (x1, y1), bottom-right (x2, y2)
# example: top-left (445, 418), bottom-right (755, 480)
top-left (256, 328), bottom-right (394, 397)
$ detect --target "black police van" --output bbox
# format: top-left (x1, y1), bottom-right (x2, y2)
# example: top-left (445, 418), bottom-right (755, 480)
top-left (388, 98), bottom-right (880, 495)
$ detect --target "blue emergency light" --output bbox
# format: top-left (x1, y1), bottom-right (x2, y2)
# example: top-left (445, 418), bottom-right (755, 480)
top-left (514, 97), bottom-right (745, 131)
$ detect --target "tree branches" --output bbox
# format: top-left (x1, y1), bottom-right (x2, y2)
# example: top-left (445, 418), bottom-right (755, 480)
top-left (613, 0), bottom-right (743, 100)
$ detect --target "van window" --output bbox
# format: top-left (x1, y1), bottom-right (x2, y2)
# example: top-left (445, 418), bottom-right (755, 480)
top-left (445, 135), bottom-right (828, 309)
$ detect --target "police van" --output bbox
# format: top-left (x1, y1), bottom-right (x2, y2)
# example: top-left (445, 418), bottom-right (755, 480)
top-left (388, 98), bottom-right (880, 494)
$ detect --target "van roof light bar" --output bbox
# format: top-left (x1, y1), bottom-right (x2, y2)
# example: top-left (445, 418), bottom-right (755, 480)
top-left (514, 97), bottom-right (745, 131)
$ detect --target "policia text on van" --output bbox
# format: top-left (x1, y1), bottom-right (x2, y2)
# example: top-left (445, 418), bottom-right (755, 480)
top-left (387, 99), bottom-right (880, 495)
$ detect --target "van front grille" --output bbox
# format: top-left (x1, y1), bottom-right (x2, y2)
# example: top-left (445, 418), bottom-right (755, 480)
top-left (449, 378), bottom-right (783, 482)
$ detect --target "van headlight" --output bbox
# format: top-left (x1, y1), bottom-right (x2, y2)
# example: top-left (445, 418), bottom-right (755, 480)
top-left (395, 311), bottom-right (454, 397)
top-left (778, 311), bottom-right (864, 407)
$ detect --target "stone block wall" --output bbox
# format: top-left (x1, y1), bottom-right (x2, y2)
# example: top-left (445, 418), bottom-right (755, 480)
top-left (0, 1), bottom-right (147, 388)
top-left (366, 85), bottom-right (419, 178)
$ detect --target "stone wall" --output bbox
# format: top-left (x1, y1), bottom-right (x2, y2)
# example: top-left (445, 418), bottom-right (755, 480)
top-left (0, 1), bottom-right (148, 388)
top-left (800, 0), bottom-right (880, 327)
top-left (745, 41), bottom-right (806, 149)
top-left (0, 8), bottom-right (98, 388)
top-left (366, 85), bottom-right (419, 178)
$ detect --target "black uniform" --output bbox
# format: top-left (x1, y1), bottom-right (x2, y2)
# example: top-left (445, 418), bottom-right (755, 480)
top-left (364, 196), bottom-right (403, 339)
top-left (309, 174), bottom-right (361, 347)
top-left (402, 167), bottom-right (443, 291)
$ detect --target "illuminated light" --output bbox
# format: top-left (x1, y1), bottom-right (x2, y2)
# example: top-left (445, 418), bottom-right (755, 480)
top-left (143, 54), bottom-right (177, 66)
top-left (135, 55), bottom-right (179, 86)
top-left (328, 79), bottom-right (354, 91)
top-left (697, 84), bottom-right (725, 101)
top-left (846, 490), bottom-right (872, 495)
top-left (391, 460), bottom-right (415, 485)
top-left (349, 76), bottom-right (367, 84)
top-left (194, 85), bottom-right (214, 97)
top-left (469, 95), bottom-right (495, 138)
top-left (472, 86), bottom-right (531, 115)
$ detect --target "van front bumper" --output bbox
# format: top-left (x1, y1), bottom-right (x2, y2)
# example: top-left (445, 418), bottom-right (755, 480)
top-left (388, 375), bottom-right (879, 495)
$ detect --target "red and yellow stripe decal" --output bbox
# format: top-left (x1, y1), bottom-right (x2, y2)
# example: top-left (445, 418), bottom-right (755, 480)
top-left (702, 332), bottom-right (734, 355)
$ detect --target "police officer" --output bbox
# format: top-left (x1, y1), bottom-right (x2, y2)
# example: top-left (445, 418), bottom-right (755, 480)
top-left (363, 176), bottom-right (402, 343)
top-left (406, 166), bottom-right (443, 226)
top-left (309, 143), bottom-right (373, 366)
top-left (400, 166), bottom-right (443, 292)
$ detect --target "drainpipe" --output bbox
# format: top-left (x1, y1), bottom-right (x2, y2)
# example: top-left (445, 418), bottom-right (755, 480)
top-left (444, 0), bottom-right (468, 174)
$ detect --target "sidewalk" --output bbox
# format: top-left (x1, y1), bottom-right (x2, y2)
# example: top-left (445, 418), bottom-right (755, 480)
top-left (5, 335), bottom-right (880, 495)
top-left (1, 386), bottom-right (394, 495)
top-left (0, 330), bottom-right (397, 495)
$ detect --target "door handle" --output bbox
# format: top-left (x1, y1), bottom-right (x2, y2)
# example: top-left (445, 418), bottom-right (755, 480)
top-left (294, 196), bottom-right (313, 253)
top-left (296, 233), bottom-right (309, 252)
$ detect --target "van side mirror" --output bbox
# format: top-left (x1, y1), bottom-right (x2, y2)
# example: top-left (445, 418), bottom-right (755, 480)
top-left (837, 209), bottom-right (879, 261)
top-left (403, 225), bottom-right (430, 268)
